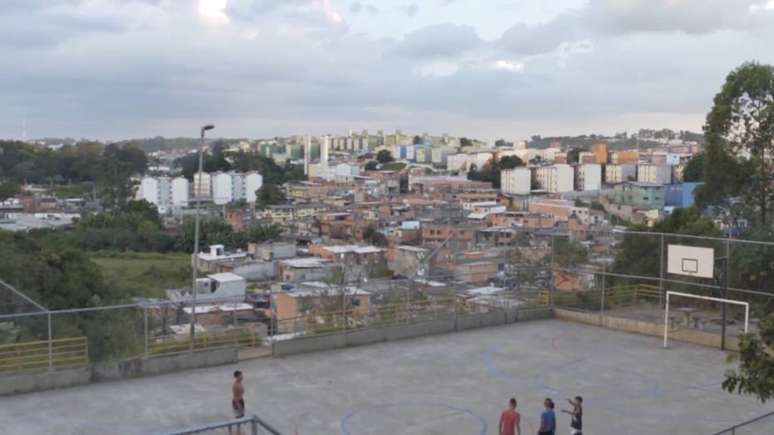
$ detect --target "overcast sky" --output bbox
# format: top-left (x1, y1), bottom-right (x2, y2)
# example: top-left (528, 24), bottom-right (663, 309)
top-left (1, 0), bottom-right (773, 142)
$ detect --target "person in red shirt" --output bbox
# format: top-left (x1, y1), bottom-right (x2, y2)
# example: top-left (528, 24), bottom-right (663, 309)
top-left (499, 397), bottom-right (521, 435)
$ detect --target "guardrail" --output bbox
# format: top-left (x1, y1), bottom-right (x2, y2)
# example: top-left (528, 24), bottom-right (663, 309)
top-left (165, 415), bottom-right (282, 435)
top-left (0, 336), bottom-right (88, 374)
top-left (149, 328), bottom-right (260, 356)
top-left (710, 410), bottom-right (774, 434)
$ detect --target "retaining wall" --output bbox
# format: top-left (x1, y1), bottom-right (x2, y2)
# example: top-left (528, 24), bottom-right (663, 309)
top-left (555, 308), bottom-right (740, 351)
top-left (273, 307), bottom-right (553, 357)
top-left (2, 347), bottom-right (238, 396)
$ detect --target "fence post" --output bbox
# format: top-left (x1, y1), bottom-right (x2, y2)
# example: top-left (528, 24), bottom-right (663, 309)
top-left (251, 416), bottom-right (259, 435)
top-left (143, 306), bottom-right (149, 358)
top-left (47, 312), bottom-right (53, 372)
top-left (659, 233), bottom-right (665, 308)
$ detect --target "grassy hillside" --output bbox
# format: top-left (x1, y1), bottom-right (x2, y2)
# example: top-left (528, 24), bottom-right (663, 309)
top-left (91, 252), bottom-right (191, 298)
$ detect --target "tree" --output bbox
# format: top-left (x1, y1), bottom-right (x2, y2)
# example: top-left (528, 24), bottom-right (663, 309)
top-left (704, 62), bottom-right (774, 225)
top-left (362, 226), bottom-right (387, 246)
top-left (495, 139), bottom-right (513, 148)
top-left (376, 150), bottom-right (394, 164)
top-left (364, 161), bottom-right (379, 171)
top-left (683, 153), bottom-right (705, 182)
top-left (460, 137), bottom-right (473, 148)
top-left (499, 155), bottom-right (524, 170)
top-left (256, 184), bottom-right (286, 209)
top-left (567, 147), bottom-right (585, 164)
top-left (0, 181), bottom-right (19, 201)
top-left (723, 316), bottom-right (774, 402)
top-left (412, 135), bottom-right (423, 145)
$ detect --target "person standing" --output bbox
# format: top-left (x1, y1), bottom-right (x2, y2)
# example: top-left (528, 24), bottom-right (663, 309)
top-left (537, 398), bottom-right (556, 435)
top-left (562, 396), bottom-right (583, 435)
top-left (499, 398), bottom-right (521, 435)
top-left (230, 370), bottom-right (245, 435)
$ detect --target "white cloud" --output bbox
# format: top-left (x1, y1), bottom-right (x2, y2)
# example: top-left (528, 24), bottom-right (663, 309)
top-left (493, 60), bottom-right (525, 73)
top-left (198, 0), bottom-right (229, 25)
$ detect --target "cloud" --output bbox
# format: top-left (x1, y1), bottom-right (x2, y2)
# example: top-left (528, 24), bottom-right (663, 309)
top-left (392, 23), bottom-right (482, 59)
top-left (399, 3), bottom-right (419, 17)
top-left (349, 1), bottom-right (379, 14)
top-left (493, 60), bottom-right (525, 73)
top-left (0, 0), bottom-right (773, 141)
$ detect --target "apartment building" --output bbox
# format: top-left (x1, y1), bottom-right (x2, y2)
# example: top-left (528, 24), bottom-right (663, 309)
top-left (534, 164), bottom-right (574, 193)
top-left (500, 167), bottom-right (531, 195)
top-left (637, 164), bottom-right (672, 185)
top-left (605, 164), bottom-right (637, 184)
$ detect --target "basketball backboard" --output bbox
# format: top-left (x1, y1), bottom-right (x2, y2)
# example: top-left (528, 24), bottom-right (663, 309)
top-left (667, 245), bottom-right (714, 278)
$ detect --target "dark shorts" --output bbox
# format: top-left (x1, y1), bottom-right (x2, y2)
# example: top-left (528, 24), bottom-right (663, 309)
top-left (232, 399), bottom-right (245, 418)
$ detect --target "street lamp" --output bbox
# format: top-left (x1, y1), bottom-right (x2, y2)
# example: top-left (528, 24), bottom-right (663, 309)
top-left (190, 124), bottom-right (215, 346)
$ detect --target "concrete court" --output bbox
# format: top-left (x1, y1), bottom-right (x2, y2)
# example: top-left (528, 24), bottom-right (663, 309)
top-left (1, 319), bottom-right (772, 435)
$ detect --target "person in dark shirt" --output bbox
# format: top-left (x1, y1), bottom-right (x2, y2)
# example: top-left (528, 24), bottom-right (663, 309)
top-left (562, 396), bottom-right (583, 435)
top-left (537, 398), bottom-right (556, 435)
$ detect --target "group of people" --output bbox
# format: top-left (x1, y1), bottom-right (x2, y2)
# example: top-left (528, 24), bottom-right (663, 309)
top-left (499, 396), bottom-right (583, 435)
top-left (230, 370), bottom-right (583, 435)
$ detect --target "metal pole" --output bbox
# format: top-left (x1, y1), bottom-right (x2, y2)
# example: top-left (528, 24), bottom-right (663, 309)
top-left (600, 230), bottom-right (607, 317)
top-left (549, 233), bottom-right (555, 307)
top-left (143, 306), bottom-right (149, 357)
top-left (190, 125), bottom-right (213, 350)
top-left (721, 240), bottom-right (730, 351)
top-left (663, 292), bottom-right (670, 348)
top-left (47, 312), bottom-right (53, 372)
top-left (659, 233), bottom-right (665, 308)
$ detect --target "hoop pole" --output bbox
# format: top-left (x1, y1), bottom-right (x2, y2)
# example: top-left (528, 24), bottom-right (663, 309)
top-left (663, 292), bottom-right (670, 348)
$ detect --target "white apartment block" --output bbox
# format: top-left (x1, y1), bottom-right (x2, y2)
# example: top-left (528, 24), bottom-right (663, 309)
top-left (577, 164), bottom-right (602, 191)
top-left (138, 176), bottom-right (190, 213)
top-left (193, 172), bottom-right (212, 199)
top-left (193, 171), bottom-right (264, 205)
top-left (500, 167), bottom-right (531, 195)
top-left (605, 164), bottom-right (637, 184)
top-left (171, 177), bottom-right (189, 207)
top-left (535, 164), bottom-right (574, 193)
top-left (637, 164), bottom-right (672, 185)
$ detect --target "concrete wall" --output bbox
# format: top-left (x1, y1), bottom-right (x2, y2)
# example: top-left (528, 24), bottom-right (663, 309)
top-left (93, 347), bottom-right (238, 382)
top-left (2, 347), bottom-right (238, 396)
top-left (555, 308), bottom-right (739, 351)
top-left (0, 367), bottom-right (91, 396)
top-left (273, 307), bottom-right (553, 357)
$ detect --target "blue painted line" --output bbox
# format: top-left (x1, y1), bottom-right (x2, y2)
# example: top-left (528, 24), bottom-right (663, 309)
top-left (340, 401), bottom-right (487, 435)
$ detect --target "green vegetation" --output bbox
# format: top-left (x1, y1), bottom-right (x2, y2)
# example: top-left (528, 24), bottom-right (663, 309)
top-left (467, 155), bottom-right (524, 188)
top-left (724, 316), bottom-right (774, 402)
top-left (699, 62), bottom-right (774, 225)
top-left (376, 149), bottom-right (394, 164)
top-left (256, 184), bottom-right (287, 209)
top-left (176, 142), bottom-right (305, 185)
top-left (682, 153), bottom-right (704, 182)
top-left (364, 161), bottom-right (378, 171)
top-left (91, 252), bottom-right (191, 298)
top-left (381, 162), bottom-right (406, 171)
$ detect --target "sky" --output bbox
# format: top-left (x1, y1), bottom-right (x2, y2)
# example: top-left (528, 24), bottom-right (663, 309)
top-left (1, 0), bottom-right (774, 142)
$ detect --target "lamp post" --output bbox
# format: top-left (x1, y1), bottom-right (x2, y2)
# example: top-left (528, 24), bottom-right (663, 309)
top-left (190, 124), bottom-right (215, 348)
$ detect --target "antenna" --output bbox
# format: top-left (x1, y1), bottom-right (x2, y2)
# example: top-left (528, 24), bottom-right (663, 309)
top-left (22, 118), bottom-right (27, 142)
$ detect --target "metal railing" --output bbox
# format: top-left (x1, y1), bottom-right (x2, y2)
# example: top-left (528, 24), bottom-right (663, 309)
top-left (165, 415), bottom-right (283, 435)
top-left (710, 410), bottom-right (774, 434)
top-left (0, 336), bottom-right (88, 373)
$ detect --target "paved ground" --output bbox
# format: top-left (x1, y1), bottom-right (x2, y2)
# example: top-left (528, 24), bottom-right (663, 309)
top-left (1, 319), bottom-right (772, 435)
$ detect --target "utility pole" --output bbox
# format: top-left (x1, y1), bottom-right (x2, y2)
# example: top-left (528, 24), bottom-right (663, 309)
top-left (190, 124), bottom-right (215, 348)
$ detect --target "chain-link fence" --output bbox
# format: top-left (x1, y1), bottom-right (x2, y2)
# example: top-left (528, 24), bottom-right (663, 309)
top-left (0, 297), bottom-right (265, 376)
top-left (546, 228), bottom-right (774, 350)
